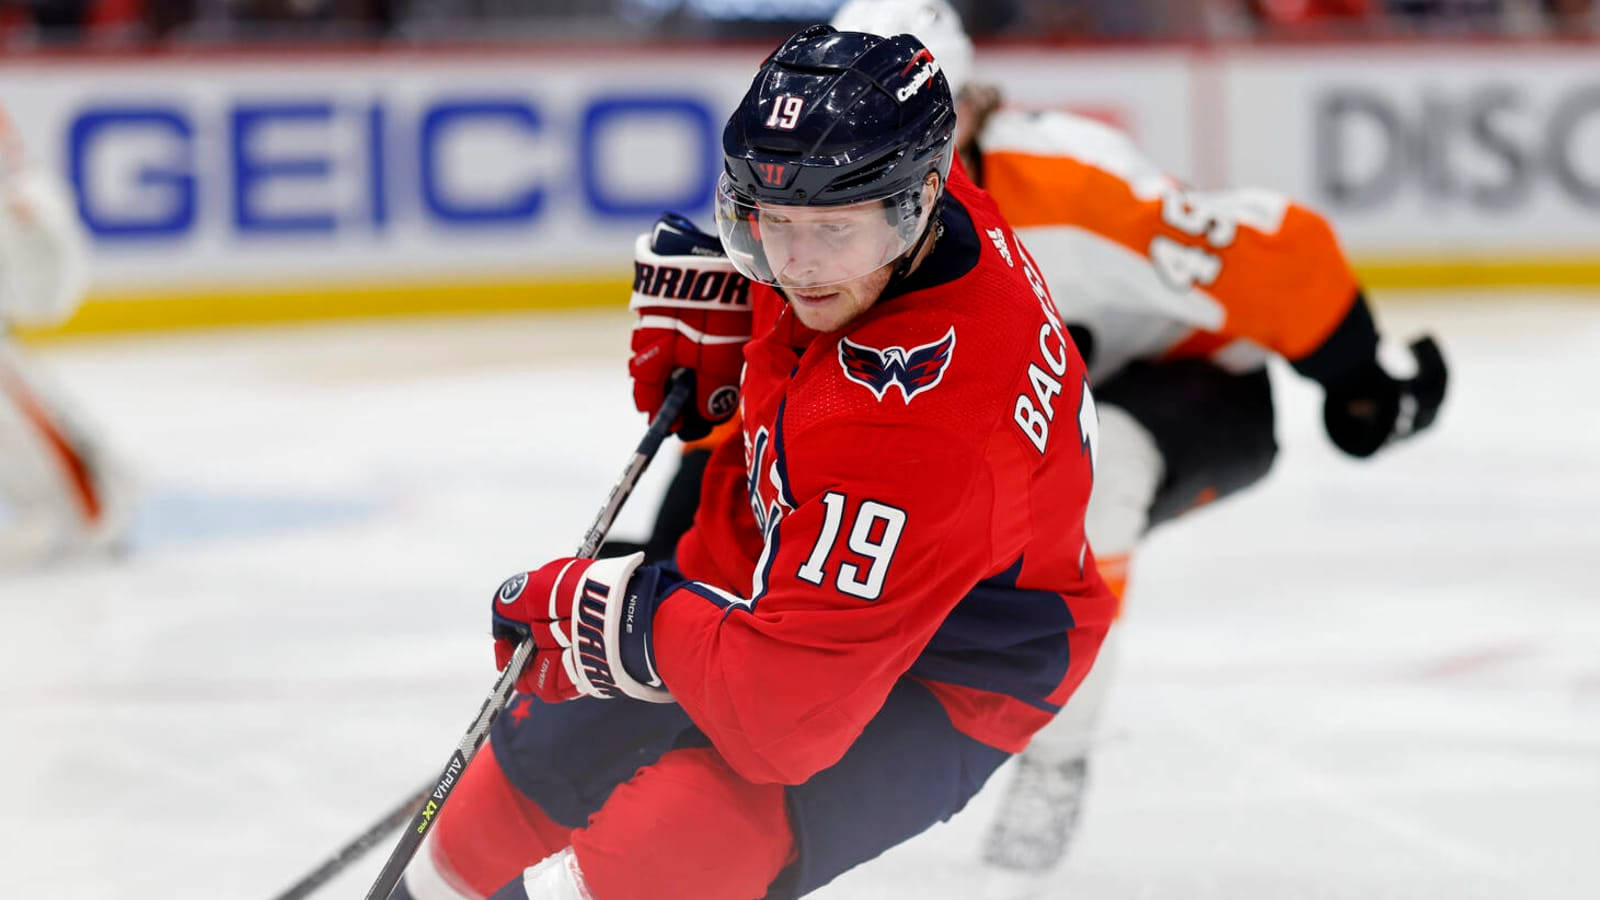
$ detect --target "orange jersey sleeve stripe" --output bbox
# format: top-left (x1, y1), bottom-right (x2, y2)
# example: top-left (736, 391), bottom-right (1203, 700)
top-left (1160, 329), bottom-right (1234, 363)
top-left (681, 415), bottom-right (742, 454)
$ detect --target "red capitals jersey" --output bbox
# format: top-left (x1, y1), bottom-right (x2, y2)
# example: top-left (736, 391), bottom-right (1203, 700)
top-left (653, 165), bottom-right (1117, 785)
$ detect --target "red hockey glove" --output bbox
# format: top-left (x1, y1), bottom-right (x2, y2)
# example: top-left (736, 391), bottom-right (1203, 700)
top-left (628, 213), bottom-right (752, 441)
top-left (1324, 336), bottom-right (1448, 458)
top-left (491, 552), bottom-right (675, 704)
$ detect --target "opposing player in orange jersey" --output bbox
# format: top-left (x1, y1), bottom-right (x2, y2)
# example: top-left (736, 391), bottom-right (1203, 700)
top-left (0, 104), bottom-right (132, 567)
top-left (829, 1), bottom-right (1447, 894)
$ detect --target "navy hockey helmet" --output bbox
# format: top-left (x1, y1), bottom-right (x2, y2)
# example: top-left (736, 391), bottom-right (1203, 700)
top-left (716, 25), bottom-right (957, 289)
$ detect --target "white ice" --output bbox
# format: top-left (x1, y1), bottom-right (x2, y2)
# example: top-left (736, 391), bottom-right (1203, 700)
top-left (4, 293), bottom-right (1597, 900)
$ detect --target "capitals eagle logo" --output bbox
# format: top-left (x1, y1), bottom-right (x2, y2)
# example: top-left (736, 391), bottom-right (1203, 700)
top-left (837, 327), bottom-right (956, 403)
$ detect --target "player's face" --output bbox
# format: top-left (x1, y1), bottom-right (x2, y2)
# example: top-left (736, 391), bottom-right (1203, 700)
top-left (782, 255), bottom-right (896, 333)
top-left (766, 177), bottom-right (944, 333)
top-left (716, 171), bottom-right (942, 332)
top-left (760, 202), bottom-right (896, 285)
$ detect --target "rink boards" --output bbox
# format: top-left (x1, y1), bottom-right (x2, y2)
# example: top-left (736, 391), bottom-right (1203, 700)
top-left (1, 41), bottom-right (1597, 333)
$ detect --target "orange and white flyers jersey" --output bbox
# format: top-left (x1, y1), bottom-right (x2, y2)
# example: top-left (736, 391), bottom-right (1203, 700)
top-left (977, 109), bottom-right (1360, 383)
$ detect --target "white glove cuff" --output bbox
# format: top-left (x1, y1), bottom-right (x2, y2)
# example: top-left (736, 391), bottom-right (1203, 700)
top-left (565, 551), bottom-right (675, 704)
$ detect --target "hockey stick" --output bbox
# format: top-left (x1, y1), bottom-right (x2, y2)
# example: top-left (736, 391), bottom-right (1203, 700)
top-left (270, 788), bottom-right (428, 900)
top-left (268, 377), bottom-right (693, 900)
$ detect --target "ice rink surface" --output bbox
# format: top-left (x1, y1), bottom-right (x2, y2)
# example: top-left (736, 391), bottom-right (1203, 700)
top-left (5, 292), bottom-right (1598, 900)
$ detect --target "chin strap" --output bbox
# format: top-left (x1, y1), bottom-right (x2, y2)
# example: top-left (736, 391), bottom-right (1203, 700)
top-left (884, 194), bottom-right (945, 295)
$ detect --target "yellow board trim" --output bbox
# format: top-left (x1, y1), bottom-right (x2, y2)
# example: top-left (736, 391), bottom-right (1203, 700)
top-left (20, 275), bottom-right (634, 339)
top-left (16, 256), bottom-right (1600, 340)
top-left (1353, 257), bottom-right (1600, 291)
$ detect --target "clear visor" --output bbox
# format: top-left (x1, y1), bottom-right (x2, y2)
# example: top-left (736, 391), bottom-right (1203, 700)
top-left (714, 173), bottom-right (932, 290)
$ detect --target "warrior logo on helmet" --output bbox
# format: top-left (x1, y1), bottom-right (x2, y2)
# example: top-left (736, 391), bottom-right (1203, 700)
top-left (756, 163), bottom-right (788, 186)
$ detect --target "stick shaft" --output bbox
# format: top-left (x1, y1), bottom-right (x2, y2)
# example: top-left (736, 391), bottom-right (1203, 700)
top-left (267, 379), bottom-right (691, 900)
top-left (271, 789), bottom-right (428, 900)
top-left (360, 380), bottom-right (692, 900)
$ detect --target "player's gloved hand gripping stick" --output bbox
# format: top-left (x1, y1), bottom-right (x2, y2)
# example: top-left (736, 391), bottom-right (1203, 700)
top-left (267, 376), bottom-right (692, 900)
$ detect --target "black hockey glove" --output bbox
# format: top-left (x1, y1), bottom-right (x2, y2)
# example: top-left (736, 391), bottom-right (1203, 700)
top-left (1323, 336), bottom-right (1447, 458)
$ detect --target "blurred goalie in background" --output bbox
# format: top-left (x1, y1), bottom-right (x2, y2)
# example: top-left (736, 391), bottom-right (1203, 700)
top-left (611, 0), bottom-right (1449, 896)
top-left (0, 104), bottom-right (132, 568)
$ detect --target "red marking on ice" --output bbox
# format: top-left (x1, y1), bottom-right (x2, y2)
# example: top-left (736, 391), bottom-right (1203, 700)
top-left (1411, 641), bottom-right (1537, 679)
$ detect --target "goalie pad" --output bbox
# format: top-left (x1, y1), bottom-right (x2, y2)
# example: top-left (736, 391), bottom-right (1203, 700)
top-left (0, 166), bottom-right (91, 328)
top-left (0, 340), bottom-right (132, 567)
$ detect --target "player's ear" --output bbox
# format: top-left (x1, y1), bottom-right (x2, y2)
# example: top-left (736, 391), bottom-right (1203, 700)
top-left (920, 171), bottom-right (941, 230)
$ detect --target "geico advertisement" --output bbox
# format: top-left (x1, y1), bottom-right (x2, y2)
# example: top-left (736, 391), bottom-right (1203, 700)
top-left (1224, 49), bottom-right (1600, 256)
top-left (0, 53), bottom-right (757, 291)
top-left (0, 50), bottom-right (1194, 296)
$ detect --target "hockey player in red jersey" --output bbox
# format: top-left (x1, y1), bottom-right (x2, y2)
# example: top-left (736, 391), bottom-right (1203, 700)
top-left (604, 2), bottom-right (1450, 896)
top-left (391, 25), bottom-right (1114, 900)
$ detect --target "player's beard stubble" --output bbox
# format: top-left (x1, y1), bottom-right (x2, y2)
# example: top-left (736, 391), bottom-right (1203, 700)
top-left (782, 263), bottom-right (897, 333)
